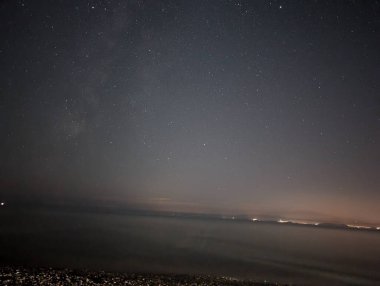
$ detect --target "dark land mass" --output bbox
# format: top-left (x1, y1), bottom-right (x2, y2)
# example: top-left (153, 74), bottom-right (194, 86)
top-left (0, 266), bottom-right (284, 286)
top-left (3, 203), bottom-right (380, 233)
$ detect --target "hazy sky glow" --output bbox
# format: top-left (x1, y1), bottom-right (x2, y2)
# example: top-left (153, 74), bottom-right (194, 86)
top-left (1, 1), bottom-right (380, 224)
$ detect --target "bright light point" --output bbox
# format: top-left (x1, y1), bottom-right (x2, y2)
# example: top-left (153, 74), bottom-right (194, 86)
top-left (251, 218), bottom-right (258, 222)
top-left (0, 202), bottom-right (4, 206)
top-left (278, 219), bottom-right (288, 223)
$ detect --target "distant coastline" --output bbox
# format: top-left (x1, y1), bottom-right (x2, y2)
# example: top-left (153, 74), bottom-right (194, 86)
top-left (2, 201), bottom-right (380, 233)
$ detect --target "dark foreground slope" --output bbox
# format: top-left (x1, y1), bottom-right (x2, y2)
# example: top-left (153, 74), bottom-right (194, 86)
top-left (0, 266), bottom-right (282, 286)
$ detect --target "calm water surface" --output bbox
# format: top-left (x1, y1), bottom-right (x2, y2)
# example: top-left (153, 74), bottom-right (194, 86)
top-left (1, 209), bottom-right (380, 285)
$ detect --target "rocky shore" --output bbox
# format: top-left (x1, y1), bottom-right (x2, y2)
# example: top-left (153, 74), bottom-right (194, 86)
top-left (0, 266), bottom-right (283, 286)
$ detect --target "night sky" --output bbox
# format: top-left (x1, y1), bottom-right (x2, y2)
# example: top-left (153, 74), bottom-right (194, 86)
top-left (1, 1), bottom-right (380, 224)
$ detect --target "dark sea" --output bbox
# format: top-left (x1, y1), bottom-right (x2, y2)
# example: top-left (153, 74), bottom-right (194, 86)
top-left (1, 208), bottom-right (380, 285)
